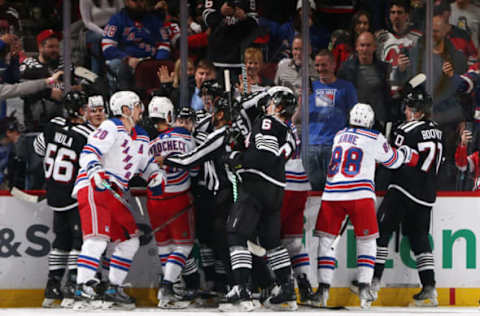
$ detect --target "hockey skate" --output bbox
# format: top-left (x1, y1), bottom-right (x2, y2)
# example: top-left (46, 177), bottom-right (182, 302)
top-left (296, 273), bottom-right (314, 305)
top-left (218, 285), bottom-right (255, 312)
top-left (103, 284), bottom-right (136, 310)
top-left (60, 278), bottom-right (76, 308)
top-left (264, 278), bottom-right (298, 311)
top-left (370, 278), bottom-right (381, 302)
top-left (310, 283), bottom-right (329, 307)
top-left (73, 280), bottom-right (102, 310)
top-left (157, 282), bottom-right (192, 309)
top-left (349, 280), bottom-right (359, 295)
top-left (411, 285), bottom-right (438, 307)
top-left (42, 278), bottom-right (63, 308)
top-left (358, 283), bottom-right (375, 308)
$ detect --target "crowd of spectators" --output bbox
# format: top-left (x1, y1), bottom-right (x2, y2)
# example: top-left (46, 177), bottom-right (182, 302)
top-left (0, 0), bottom-right (478, 193)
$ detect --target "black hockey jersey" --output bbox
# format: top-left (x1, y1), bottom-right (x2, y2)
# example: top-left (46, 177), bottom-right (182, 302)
top-left (33, 117), bottom-right (95, 211)
top-left (388, 120), bottom-right (444, 206)
top-left (237, 114), bottom-right (296, 187)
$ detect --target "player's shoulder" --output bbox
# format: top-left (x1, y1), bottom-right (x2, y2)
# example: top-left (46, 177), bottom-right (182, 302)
top-left (72, 123), bottom-right (95, 139)
top-left (396, 120), bottom-right (427, 133)
top-left (340, 127), bottom-right (380, 140)
top-left (49, 116), bottom-right (67, 127)
top-left (134, 125), bottom-right (150, 143)
top-left (171, 126), bottom-right (192, 138)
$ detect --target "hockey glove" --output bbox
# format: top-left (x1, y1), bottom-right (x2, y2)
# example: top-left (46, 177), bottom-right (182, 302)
top-left (398, 145), bottom-right (419, 167)
top-left (148, 172), bottom-right (166, 197)
top-left (86, 161), bottom-right (108, 191)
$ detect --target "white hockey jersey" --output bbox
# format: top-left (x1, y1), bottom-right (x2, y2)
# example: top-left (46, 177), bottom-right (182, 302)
top-left (378, 30), bottom-right (422, 94)
top-left (322, 127), bottom-right (409, 201)
top-left (72, 118), bottom-right (160, 197)
top-left (149, 126), bottom-right (197, 194)
top-left (285, 123), bottom-right (311, 191)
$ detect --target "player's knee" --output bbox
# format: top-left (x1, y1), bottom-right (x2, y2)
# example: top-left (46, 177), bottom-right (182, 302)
top-left (52, 234), bottom-right (72, 252)
top-left (227, 232), bottom-right (247, 248)
top-left (171, 244), bottom-right (193, 258)
top-left (356, 237), bottom-right (376, 256)
top-left (82, 237), bottom-right (108, 258)
top-left (408, 233), bottom-right (431, 255)
top-left (282, 237), bottom-right (304, 256)
top-left (115, 236), bottom-right (140, 257)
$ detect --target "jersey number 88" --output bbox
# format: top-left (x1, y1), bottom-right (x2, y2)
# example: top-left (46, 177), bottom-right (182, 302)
top-left (328, 146), bottom-right (363, 177)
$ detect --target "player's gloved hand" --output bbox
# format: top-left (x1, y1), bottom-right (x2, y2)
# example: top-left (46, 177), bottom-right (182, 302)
top-left (399, 145), bottom-right (419, 167)
top-left (148, 171), bottom-right (165, 197)
top-left (86, 161), bottom-right (108, 191)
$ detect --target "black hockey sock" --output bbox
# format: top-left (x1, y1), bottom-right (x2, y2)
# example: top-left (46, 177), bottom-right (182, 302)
top-left (230, 247), bottom-right (252, 286)
top-left (48, 268), bottom-right (65, 281)
top-left (266, 246), bottom-right (292, 284)
top-left (184, 271), bottom-right (200, 290)
top-left (418, 270), bottom-right (435, 288)
top-left (252, 255), bottom-right (274, 289)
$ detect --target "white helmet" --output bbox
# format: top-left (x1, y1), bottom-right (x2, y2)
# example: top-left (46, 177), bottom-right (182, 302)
top-left (109, 91), bottom-right (142, 116)
top-left (266, 86), bottom-right (294, 97)
top-left (148, 96), bottom-right (175, 124)
top-left (88, 95), bottom-right (105, 109)
top-left (349, 103), bottom-right (375, 129)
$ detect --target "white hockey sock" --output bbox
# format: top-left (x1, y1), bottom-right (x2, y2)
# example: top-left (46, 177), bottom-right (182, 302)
top-left (109, 237), bottom-right (139, 286)
top-left (158, 245), bottom-right (171, 275)
top-left (317, 235), bottom-right (336, 285)
top-left (199, 245), bottom-right (215, 269)
top-left (164, 245), bottom-right (192, 284)
top-left (283, 237), bottom-right (310, 276)
top-left (77, 238), bottom-right (108, 284)
top-left (356, 238), bottom-right (376, 284)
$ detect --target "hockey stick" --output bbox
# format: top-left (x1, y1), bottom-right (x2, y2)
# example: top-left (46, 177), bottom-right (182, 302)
top-left (150, 204), bottom-right (192, 235)
top-left (102, 180), bottom-right (136, 213)
top-left (330, 216), bottom-right (349, 251)
top-left (10, 187), bottom-right (45, 203)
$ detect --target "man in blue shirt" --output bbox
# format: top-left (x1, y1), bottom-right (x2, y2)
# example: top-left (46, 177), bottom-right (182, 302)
top-left (307, 49), bottom-right (357, 190)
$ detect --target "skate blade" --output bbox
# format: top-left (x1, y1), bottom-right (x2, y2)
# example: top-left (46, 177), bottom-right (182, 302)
top-left (298, 299), bottom-right (311, 306)
top-left (158, 300), bottom-right (191, 309)
top-left (60, 298), bottom-right (74, 308)
top-left (309, 300), bottom-right (328, 308)
top-left (264, 299), bottom-right (298, 311)
top-left (42, 298), bottom-right (61, 308)
top-left (410, 298), bottom-right (439, 307)
top-left (102, 301), bottom-right (136, 310)
top-left (218, 301), bottom-right (255, 312)
top-left (194, 297), bottom-right (219, 308)
top-left (72, 300), bottom-right (102, 310)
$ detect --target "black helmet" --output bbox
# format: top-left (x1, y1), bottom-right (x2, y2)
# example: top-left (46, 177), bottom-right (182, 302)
top-left (64, 91), bottom-right (87, 119)
top-left (403, 88), bottom-right (432, 114)
top-left (200, 79), bottom-right (224, 97)
top-left (270, 89), bottom-right (297, 118)
top-left (213, 97), bottom-right (232, 121)
top-left (177, 106), bottom-right (195, 120)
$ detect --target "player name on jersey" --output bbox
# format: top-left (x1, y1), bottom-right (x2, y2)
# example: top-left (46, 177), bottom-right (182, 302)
top-left (54, 132), bottom-right (73, 147)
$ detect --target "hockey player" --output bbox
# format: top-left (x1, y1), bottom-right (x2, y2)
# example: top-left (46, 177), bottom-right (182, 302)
top-left (72, 91), bottom-right (165, 309)
top-left (85, 95), bottom-right (107, 129)
top-left (312, 103), bottom-right (418, 308)
top-left (147, 97), bottom-right (198, 308)
top-left (372, 88), bottom-right (444, 307)
top-left (34, 91), bottom-right (95, 308)
top-left (455, 129), bottom-right (480, 191)
top-left (220, 89), bottom-right (298, 312)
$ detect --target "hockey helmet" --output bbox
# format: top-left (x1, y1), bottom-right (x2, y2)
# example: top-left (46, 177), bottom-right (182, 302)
top-left (109, 91), bottom-right (143, 116)
top-left (177, 106), bottom-right (195, 120)
top-left (267, 86), bottom-right (297, 118)
top-left (349, 103), bottom-right (375, 129)
top-left (200, 79), bottom-right (224, 97)
top-left (402, 88), bottom-right (432, 114)
top-left (64, 91), bottom-right (87, 119)
top-left (148, 96), bottom-right (175, 124)
top-left (213, 97), bottom-right (232, 121)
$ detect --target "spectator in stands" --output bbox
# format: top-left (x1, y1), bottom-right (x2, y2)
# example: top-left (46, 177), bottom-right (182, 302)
top-left (155, 58), bottom-right (214, 110)
top-left (376, 0), bottom-right (422, 121)
top-left (20, 30), bottom-right (79, 132)
top-left (306, 49), bottom-right (357, 190)
top-left (435, 0), bottom-right (478, 66)
top-left (102, 0), bottom-right (170, 90)
top-left (394, 15), bottom-right (467, 189)
top-left (0, 116), bottom-right (29, 189)
top-left (455, 128), bottom-right (480, 191)
top-left (449, 0), bottom-right (480, 50)
top-left (0, 0), bottom-right (21, 35)
top-left (203, 0), bottom-right (260, 84)
top-left (259, 0), bottom-right (330, 62)
top-left (80, 0), bottom-right (124, 75)
top-left (274, 34), bottom-right (318, 97)
top-left (337, 32), bottom-right (391, 130)
top-left (331, 10), bottom-right (372, 72)
top-left (235, 47), bottom-right (272, 95)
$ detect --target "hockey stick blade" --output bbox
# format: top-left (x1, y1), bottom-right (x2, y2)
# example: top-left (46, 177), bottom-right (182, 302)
top-left (307, 305), bottom-right (347, 310)
top-left (10, 187), bottom-right (43, 203)
top-left (247, 240), bottom-right (266, 257)
top-left (74, 66), bottom-right (98, 83)
top-left (408, 73), bottom-right (426, 89)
